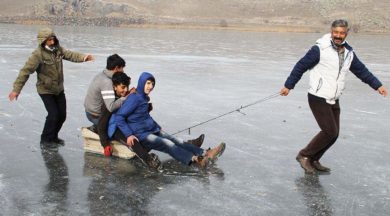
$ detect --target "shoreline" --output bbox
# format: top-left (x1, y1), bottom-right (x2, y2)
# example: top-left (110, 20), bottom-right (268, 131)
top-left (1, 18), bottom-right (389, 35)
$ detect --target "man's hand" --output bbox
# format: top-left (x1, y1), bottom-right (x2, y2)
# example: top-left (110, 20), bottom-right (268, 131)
top-left (84, 54), bottom-right (95, 62)
top-left (280, 87), bottom-right (290, 96)
top-left (8, 91), bottom-right (19, 101)
top-left (377, 86), bottom-right (388, 97)
top-left (126, 135), bottom-right (139, 147)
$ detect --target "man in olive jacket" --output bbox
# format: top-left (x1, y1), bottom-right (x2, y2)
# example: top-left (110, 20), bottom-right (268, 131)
top-left (8, 27), bottom-right (94, 149)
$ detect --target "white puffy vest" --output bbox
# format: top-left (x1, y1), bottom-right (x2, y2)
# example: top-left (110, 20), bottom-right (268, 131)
top-left (308, 34), bottom-right (354, 104)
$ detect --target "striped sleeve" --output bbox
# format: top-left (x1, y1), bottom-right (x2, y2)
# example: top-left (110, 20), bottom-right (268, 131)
top-left (101, 85), bottom-right (124, 113)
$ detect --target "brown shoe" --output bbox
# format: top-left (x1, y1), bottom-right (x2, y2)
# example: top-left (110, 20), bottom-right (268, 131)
top-left (312, 161), bottom-right (331, 172)
top-left (195, 155), bottom-right (210, 168)
top-left (205, 142), bottom-right (226, 161)
top-left (186, 134), bottom-right (205, 147)
top-left (296, 154), bottom-right (316, 174)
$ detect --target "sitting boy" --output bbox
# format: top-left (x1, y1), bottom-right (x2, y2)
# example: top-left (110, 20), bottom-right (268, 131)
top-left (98, 73), bottom-right (204, 169)
top-left (97, 72), bottom-right (131, 157)
top-left (108, 72), bottom-right (225, 168)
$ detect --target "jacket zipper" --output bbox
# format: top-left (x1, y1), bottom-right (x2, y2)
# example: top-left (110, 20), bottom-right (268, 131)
top-left (333, 49), bottom-right (351, 100)
top-left (316, 78), bottom-right (323, 93)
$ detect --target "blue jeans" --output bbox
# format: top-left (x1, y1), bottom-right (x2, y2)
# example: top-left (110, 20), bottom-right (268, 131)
top-left (85, 111), bottom-right (100, 126)
top-left (142, 131), bottom-right (204, 165)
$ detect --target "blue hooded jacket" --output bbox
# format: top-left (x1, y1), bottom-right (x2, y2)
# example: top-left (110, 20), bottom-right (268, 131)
top-left (107, 72), bottom-right (161, 141)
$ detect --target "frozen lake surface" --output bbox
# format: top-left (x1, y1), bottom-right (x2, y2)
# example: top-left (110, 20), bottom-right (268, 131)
top-left (0, 23), bottom-right (389, 215)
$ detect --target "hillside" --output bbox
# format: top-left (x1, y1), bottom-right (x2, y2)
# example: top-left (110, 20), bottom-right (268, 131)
top-left (0, 0), bottom-right (389, 33)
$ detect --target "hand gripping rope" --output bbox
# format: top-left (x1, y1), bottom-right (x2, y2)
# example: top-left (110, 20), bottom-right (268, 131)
top-left (172, 92), bottom-right (280, 135)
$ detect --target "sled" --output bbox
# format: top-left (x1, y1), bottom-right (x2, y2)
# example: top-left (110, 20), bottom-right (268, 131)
top-left (81, 127), bottom-right (136, 159)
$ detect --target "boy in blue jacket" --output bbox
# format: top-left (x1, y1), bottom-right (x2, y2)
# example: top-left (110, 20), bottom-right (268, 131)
top-left (108, 72), bottom-right (225, 167)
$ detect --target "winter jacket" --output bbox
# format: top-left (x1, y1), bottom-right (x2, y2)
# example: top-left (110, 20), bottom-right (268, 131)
top-left (284, 33), bottom-right (382, 104)
top-left (12, 27), bottom-right (86, 95)
top-left (84, 70), bottom-right (126, 116)
top-left (108, 72), bottom-right (160, 141)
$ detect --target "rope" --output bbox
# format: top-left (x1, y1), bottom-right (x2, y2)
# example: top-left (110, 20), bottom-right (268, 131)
top-left (172, 92), bottom-right (280, 135)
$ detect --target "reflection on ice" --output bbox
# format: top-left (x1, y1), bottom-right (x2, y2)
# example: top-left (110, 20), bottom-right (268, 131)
top-left (40, 149), bottom-right (69, 215)
top-left (295, 175), bottom-right (333, 216)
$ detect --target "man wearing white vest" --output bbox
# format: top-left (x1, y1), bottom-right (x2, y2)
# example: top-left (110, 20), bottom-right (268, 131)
top-left (280, 19), bottom-right (387, 174)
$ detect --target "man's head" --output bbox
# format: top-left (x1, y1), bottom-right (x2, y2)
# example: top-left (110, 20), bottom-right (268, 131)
top-left (106, 54), bottom-right (126, 73)
top-left (45, 36), bottom-right (57, 49)
top-left (331, 19), bottom-right (349, 47)
top-left (37, 27), bottom-right (59, 49)
top-left (112, 72), bottom-right (130, 97)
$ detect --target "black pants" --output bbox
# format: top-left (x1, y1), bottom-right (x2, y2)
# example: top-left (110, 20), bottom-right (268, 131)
top-left (113, 129), bottom-right (150, 162)
top-left (97, 105), bottom-right (112, 148)
top-left (39, 92), bottom-right (66, 142)
top-left (299, 94), bottom-right (340, 161)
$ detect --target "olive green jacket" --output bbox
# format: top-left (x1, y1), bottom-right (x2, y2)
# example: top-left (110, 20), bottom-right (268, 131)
top-left (12, 27), bottom-right (86, 95)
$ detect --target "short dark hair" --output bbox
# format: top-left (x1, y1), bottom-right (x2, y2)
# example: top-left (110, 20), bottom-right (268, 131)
top-left (331, 19), bottom-right (349, 30)
top-left (106, 54), bottom-right (126, 70)
top-left (147, 77), bottom-right (155, 86)
top-left (112, 72), bottom-right (130, 87)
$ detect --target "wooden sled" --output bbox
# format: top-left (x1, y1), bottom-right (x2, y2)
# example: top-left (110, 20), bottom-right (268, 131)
top-left (81, 127), bottom-right (136, 159)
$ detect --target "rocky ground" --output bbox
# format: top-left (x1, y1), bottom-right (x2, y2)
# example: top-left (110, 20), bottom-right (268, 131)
top-left (0, 0), bottom-right (389, 33)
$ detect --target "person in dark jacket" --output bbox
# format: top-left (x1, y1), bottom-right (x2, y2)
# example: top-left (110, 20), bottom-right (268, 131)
top-left (108, 72), bottom-right (225, 167)
top-left (8, 27), bottom-right (94, 149)
top-left (280, 19), bottom-right (387, 174)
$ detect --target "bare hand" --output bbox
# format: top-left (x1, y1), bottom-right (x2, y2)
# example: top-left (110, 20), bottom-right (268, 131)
top-left (377, 86), bottom-right (387, 97)
top-left (84, 54), bottom-right (95, 62)
top-left (126, 135), bottom-right (139, 147)
top-left (8, 91), bottom-right (19, 101)
top-left (280, 87), bottom-right (290, 96)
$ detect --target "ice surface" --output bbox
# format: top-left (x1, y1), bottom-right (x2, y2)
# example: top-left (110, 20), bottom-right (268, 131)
top-left (0, 23), bottom-right (389, 215)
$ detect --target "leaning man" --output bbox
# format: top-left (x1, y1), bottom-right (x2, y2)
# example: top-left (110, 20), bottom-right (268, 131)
top-left (8, 27), bottom-right (94, 149)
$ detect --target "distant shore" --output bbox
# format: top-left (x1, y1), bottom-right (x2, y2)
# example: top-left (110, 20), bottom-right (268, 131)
top-left (1, 16), bottom-right (389, 34)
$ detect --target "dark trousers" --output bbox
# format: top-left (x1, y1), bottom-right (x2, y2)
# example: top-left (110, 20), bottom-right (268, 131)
top-left (113, 129), bottom-right (150, 162)
top-left (39, 92), bottom-right (67, 142)
top-left (97, 105), bottom-right (112, 148)
top-left (299, 94), bottom-right (340, 161)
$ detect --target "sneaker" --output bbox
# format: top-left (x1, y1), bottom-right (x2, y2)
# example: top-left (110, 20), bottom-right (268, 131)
top-left (40, 140), bottom-right (59, 151)
top-left (204, 142), bottom-right (226, 161)
top-left (186, 134), bottom-right (205, 147)
top-left (146, 153), bottom-right (162, 170)
top-left (312, 161), bottom-right (331, 172)
top-left (296, 154), bottom-right (316, 174)
top-left (54, 137), bottom-right (65, 146)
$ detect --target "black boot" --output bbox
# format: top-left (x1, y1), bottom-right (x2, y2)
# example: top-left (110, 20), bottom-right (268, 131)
top-left (146, 153), bottom-right (163, 170)
top-left (54, 137), bottom-right (65, 146)
top-left (186, 134), bottom-right (205, 147)
top-left (40, 140), bottom-right (59, 151)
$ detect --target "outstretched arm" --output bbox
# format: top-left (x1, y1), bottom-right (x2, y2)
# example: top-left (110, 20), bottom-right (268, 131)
top-left (9, 52), bottom-right (41, 101)
top-left (83, 54), bottom-right (94, 62)
top-left (377, 86), bottom-right (387, 97)
top-left (281, 45), bottom-right (320, 96)
top-left (350, 53), bottom-right (383, 91)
